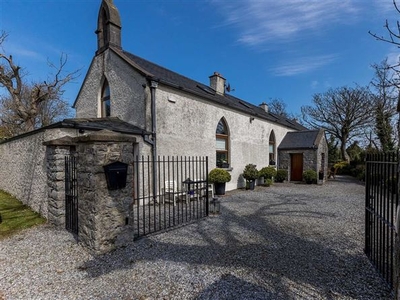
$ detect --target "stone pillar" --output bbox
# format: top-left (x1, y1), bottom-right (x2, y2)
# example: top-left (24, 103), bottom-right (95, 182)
top-left (43, 137), bottom-right (76, 227)
top-left (74, 130), bottom-right (136, 254)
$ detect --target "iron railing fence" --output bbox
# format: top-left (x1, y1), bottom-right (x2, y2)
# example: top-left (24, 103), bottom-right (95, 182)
top-left (365, 152), bottom-right (399, 290)
top-left (65, 155), bottom-right (78, 235)
top-left (132, 156), bottom-right (209, 239)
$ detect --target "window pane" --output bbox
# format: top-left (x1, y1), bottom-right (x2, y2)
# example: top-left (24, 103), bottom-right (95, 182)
top-left (104, 99), bottom-right (111, 117)
top-left (216, 153), bottom-right (228, 164)
top-left (216, 138), bottom-right (226, 150)
top-left (269, 144), bottom-right (274, 153)
top-left (216, 120), bottom-right (227, 134)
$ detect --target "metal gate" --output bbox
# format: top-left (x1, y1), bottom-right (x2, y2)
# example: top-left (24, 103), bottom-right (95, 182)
top-left (132, 156), bottom-right (209, 239)
top-left (365, 152), bottom-right (399, 289)
top-left (65, 155), bottom-right (78, 235)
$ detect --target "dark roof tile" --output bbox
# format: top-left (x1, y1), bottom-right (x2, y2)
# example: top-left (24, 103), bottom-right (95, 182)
top-left (113, 48), bottom-right (307, 131)
top-left (278, 130), bottom-right (322, 150)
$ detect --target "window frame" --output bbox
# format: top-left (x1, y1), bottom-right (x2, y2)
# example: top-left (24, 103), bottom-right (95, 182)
top-left (269, 131), bottom-right (276, 165)
top-left (101, 80), bottom-right (111, 117)
top-left (216, 118), bottom-right (230, 168)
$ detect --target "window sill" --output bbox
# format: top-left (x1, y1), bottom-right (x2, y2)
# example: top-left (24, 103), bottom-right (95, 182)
top-left (217, 167), bottom-right (233, 172)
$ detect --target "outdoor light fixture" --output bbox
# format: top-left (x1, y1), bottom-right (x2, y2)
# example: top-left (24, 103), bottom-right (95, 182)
top-left (210, 197), bottom-right (221, 214)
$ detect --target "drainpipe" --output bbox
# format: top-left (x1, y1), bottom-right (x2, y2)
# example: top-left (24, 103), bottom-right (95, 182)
top-left (150, 80), bottom-right (158, 201)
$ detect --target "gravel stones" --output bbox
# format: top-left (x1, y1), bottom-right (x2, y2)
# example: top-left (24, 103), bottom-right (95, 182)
top-left (0, 176), bottom-right (393, 299)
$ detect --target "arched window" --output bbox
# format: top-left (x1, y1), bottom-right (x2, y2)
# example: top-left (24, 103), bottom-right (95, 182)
top-left (269, 130), bottom-right (276, 165)
top-left (216, 118), bottom-right (229, 168)
top-left (101, 79), bottom-right (111, 117)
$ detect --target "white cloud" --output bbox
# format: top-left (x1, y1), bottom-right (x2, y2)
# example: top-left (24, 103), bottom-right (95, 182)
top-left (212, 0), bottom-right (360, 47)
top-left (271, 54), bottom-right (337, 76)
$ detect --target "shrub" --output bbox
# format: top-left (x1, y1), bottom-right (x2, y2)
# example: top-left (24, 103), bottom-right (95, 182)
top-left (243, 164), bottom-right (259, 181)
top-left (259, 166), bottom-right (277, 180)
top-left (303, 170), bottom-right (317, 184)
top-left (209, 168), bottom-right (231, 183)
top-left (265, 178), bottom-right (273, 187)
top-left (275, 169), bottom-right (287, 182)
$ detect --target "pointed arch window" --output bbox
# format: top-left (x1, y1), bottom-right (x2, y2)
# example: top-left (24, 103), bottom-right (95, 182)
top-left (269, 130), bottom-right (276, 165)
top-left (101, 80), bottom-right (111, 117)
top-left (216, 118), bottom-right (230, 168)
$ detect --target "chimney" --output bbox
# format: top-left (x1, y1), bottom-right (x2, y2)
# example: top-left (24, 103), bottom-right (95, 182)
top-left (259, 102), bottom-right (269, 112)
top-left (209, 72), bottom-right (226, 95)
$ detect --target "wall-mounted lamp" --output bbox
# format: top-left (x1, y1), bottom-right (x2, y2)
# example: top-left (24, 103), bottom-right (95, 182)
top-left (250, 117), bottom-right (255, 123)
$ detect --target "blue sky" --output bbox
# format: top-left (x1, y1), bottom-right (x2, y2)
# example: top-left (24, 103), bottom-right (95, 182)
top-left (0, 0), bottom-right (399, 116)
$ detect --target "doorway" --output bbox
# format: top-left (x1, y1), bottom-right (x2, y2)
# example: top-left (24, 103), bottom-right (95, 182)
top-left (291, 153), bottom-right (303, 181)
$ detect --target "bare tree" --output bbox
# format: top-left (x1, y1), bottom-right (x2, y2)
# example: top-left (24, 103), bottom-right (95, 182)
top-left (301, 86), bottom-right (374, 162)
top-left (267, 98), bottom-right (289, 117)
top-left (371, 59), bottom-right (398, 151)
top-left (0, 31), bottom-right (79, 137)
top-left (369, 1), bottom-right (400, 150)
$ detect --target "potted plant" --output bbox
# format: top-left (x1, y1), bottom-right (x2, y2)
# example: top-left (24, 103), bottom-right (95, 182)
top-left (209, 168), bottom-right (231, 195)
top-left (275, 169), bottom-right (287, 183)
top-left (259, 167), bottom-right (277, 181)
top-left (243, 164), bottom-right (258, 190)
top-left (303, 170), bottom-right (317, 184)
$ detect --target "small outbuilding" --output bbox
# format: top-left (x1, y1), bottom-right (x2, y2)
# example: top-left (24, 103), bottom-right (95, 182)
top-left (278, 129), bottom-right (328, 183)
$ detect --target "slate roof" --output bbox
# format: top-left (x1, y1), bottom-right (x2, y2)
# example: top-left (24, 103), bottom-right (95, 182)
top-left (109, 47), bottom-right (307, 131)
top-left (278, 130), bottom-right (323, 150)
top-left (56, 117), bottom-right (148, 135)
top-left (0, 117), bottom-right (147, 144)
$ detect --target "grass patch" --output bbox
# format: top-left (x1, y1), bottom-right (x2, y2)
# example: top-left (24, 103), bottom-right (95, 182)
top-left (0, 190), bottom-right (46, 240)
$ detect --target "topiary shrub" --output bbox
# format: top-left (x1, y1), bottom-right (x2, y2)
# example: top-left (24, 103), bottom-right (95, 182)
top-left (259, 166), bottom-right (277, 180)
top-left (303, 170), bottom-right (317, 184)
top-left (209, 168), bottom-right (231, 183)
top-left (275, 169), bottom-right (287, 182)
top-left (243, 164), bottom-right (258, 181)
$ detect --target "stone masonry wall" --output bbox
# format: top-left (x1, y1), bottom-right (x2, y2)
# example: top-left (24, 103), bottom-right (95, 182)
top-left (279, 149), bottom-right (318, 182)
top-left (75, 132), bottom-right (135, 254)
top-left (45, 145), bottom-right (74, 226)
top-left (0, 128), bottom-right (76, 218)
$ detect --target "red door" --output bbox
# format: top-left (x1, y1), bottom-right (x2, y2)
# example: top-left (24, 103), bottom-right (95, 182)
top-left (291, 153), bottom-right (303, 181)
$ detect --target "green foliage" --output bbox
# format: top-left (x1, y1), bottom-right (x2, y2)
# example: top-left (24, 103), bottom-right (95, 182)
top-left (0, 190), bottom-right (46, 240)
top-left (242, 164), bottom-right (259, 180)
top-left (303, 170), bottom-right (317, 183)
top-left (259, 166), bottom-right (277, 179)
top-left (265, 178), bottom-right (273, 187)
top-left (209, 168), bottom-right (231, 183)
top-left (275, 169), bottom-right (288, 182)
top-left (346, 141), bottom-right (364, 163)
top-left (327, 136), bottom-right (341, 163)
top-left (333, 161), bottom-right (349, 170)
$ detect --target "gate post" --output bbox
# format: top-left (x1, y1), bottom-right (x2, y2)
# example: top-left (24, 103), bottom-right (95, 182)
top-left (43, 137), bottom-right (76, 227)
top-left (73, 130), bottom-right (136, 254)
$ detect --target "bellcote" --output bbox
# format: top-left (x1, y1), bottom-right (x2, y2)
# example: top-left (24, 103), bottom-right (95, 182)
top-left (96, 0), bottom-right (122, 54)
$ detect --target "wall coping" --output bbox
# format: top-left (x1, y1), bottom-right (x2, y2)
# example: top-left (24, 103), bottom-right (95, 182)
top-left (43, 130), bottom-right (137, 146)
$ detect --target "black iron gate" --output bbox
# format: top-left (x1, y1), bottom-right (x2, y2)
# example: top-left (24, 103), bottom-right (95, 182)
top-left (365, 152), bottom-right (399, 289)
top-left (132, 156), bottom-right (209, 239)
top-left (65, 155), bottom-right (78, 235)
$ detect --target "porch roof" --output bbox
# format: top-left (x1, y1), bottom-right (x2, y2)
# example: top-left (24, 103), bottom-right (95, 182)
top-left (278, 130), bottom-right (323, 150)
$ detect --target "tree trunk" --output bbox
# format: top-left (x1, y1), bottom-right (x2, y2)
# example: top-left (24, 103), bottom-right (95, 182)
top-left (340, 138), bottom-right (350, 162)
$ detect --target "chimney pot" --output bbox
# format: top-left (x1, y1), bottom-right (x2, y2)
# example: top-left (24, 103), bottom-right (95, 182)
top-left (209, 72), bottom-right (226, 95)
top-left (259, 102), bottom-right (269, 113)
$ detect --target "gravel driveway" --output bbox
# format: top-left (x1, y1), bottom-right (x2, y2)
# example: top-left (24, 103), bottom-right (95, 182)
top-left (0, 176), bottom-right (394, 299)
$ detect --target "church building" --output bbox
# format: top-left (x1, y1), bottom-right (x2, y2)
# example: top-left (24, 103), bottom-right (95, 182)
top-left (72, 0), bottom-right (328, 191)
